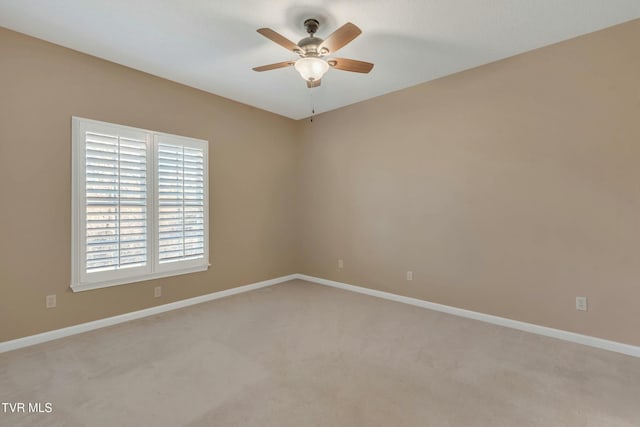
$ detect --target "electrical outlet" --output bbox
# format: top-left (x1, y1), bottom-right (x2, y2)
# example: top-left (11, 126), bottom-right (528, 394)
top-left (154, 286), bottom-right (162, 298)
top-left (576, 296), bottom-right (587, 311)
top-left (338, 259), bottom-right (344, 269)
top-left (46, 294), bottom-right (56, 309)
top-left (406, 271), bottom-right (413, 281)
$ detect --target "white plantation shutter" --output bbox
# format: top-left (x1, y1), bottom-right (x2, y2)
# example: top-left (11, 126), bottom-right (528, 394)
top-left (156, 138), bottom-right (206, 268)
top-left (72, 118), bottom-right (208, 291)
top-left (84, 131), bottom-right (148, 273)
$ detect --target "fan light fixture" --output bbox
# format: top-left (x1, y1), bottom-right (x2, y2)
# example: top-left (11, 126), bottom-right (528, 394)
top-left (294, 57), bottom-right (329, 82)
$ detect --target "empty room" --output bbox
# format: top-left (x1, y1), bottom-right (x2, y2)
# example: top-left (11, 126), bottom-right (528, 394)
top-left (1, 1), bottom-right (640, 426)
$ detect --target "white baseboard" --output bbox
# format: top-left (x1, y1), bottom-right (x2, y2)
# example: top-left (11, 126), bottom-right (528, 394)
top-left (0, 274), bottom-right (298, 354)
top-left (295, 274), bottom-right (640, 358)
top-left (4, 273), bottom-right (639, 358)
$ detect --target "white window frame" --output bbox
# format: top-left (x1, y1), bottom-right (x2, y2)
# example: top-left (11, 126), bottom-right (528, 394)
top-left (71, 117), bottom-right (209, 292)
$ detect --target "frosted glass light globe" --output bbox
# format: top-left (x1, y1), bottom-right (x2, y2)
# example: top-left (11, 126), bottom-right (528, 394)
top-left (294, 57), bottom-right (329, 81)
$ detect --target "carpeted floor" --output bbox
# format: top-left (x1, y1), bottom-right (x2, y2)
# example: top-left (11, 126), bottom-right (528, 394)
top-left (1, 279), bottom-right (639, 426)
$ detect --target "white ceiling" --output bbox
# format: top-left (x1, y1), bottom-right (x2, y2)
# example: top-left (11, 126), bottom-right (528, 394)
top-left (1, 1), bottom-right (638, 120)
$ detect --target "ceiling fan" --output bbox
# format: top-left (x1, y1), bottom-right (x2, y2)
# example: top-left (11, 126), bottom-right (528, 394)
top-left (253, 19), bottom-right (374, 88)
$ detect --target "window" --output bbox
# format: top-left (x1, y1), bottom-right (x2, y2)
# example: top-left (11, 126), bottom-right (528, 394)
top-left (71, 117), bottom-right (208, 291)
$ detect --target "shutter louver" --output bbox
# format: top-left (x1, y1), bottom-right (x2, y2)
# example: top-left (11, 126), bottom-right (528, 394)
top-left (157, 143), bottom-right (205, 263)
top-left (85, 131), bottom-right (147, 273)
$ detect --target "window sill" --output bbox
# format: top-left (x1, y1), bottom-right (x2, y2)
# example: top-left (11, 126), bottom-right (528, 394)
top-left (70, 263), bottom-right (210, 292)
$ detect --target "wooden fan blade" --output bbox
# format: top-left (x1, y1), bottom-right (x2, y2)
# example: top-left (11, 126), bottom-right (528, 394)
top-left (257, 28), bottom-right (302, 53)
top-left (306, 79), bottom-right (321, 88)
top-left (328, 58), bottom-right (374, 73)
top-left (252, 61), bottom-right (295, 72)
top-left (319, 23), bottom-right (361, 54)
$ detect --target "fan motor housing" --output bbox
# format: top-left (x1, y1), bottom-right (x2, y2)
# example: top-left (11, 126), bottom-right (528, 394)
top-left (298, 37), bottom-right (323, 56)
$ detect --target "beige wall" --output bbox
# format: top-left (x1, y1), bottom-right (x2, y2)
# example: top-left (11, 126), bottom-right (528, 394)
top-left (2, 19), bottom-right (640, 347)
top-left (0, 28), bottom-right (299, 342)
top-left (298, 19), bottom-right (640, 346)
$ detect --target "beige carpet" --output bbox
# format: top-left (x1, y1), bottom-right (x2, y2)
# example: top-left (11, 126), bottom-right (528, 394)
top-left (1, 279), bottom-right (639, 426)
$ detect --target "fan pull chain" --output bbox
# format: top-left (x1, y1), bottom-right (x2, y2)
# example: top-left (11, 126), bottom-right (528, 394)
top-left (309, 85), bottom-right (315, 122)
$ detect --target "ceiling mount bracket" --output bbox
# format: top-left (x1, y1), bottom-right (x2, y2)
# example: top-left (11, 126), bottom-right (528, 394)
top-left (304, 19), bottom-right (320, 36)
